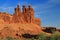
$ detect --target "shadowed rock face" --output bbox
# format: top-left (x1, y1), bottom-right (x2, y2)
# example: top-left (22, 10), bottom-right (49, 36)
top-left (0, 4), bottom-right (42, 38)
top-left (0, 4), bottom-right (41, 26)
top-left (22, 33), bottom-right (38, 38)
top-left (42, 27), bottom-right (56, 33)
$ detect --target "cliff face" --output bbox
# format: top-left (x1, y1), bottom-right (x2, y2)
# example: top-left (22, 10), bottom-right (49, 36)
top-left (0, 4), bottom-right (40, 26)
top-left (0, 4), bottom-right (42, 38)
top-left (0, 24), bottom-right (42, 38)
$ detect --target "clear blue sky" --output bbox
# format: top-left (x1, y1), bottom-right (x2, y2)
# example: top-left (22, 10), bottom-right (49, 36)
top-left (0, 0), bottom-right (60, 28)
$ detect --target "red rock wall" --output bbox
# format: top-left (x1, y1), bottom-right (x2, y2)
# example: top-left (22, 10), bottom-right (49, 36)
top-left (0, 4), bottom-right (41, 26)
top-left (34, 18), bottom-right (41, 26)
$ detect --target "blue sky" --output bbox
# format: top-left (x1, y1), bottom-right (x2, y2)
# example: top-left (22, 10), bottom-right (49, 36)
top-left (0, 0), bottom-right (60, 28)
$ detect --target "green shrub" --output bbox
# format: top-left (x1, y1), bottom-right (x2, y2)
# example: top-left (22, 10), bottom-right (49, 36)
top-left (0, 37), bottom-right (21, 40)
top-left (6, 37), bottom-right (13, 40)
top-left (35, 33), bottom-right (47, 40)
top-left (50, 31), bottom-right (60, 40)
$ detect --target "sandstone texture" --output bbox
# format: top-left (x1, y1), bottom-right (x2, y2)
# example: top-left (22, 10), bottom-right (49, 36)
top-left (0, 4), bottom-right (41, 26)
top-left (0, 4), bottom-right (42, 38)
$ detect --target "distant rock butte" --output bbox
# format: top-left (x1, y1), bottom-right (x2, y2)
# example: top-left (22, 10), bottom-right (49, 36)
top-left (0, 4), bottom-right (42, 38)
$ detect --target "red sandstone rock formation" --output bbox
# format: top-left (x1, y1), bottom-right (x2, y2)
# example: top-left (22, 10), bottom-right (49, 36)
top-left (0, 4), bottom-right (40, 26)
top-left (0, 24), bottom-right (42, 38)
top-left (0, 4), bottom-right (42, 38)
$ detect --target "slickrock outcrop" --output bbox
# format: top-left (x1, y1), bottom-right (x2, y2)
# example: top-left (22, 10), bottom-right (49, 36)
top-left (0, 23), bottom-right (42, 38)
top-left (0, 4), bottom-right (42, 38)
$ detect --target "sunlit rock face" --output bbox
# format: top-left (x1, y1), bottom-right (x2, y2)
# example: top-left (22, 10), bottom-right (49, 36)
top-left (0, 4), bottom-right (42, 38)
top-left (0, 4), bottom-right (41, 26)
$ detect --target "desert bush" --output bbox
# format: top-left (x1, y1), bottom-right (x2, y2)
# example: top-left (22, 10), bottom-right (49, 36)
top-left (38, 33), bottom-right (47, 40)
top-left (0, 37), bottom-right (21, 40)
top-left (50, 31), bottom-right (60, 40)
top-left (6, 36), bottom-right (14, 40)
top-left (31, 33), bottom-right (47, 40)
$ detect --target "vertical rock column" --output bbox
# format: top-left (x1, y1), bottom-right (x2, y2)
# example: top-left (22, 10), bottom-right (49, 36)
top-left (27, 5), bottom-right (34, 23)
top-left (22, 5), bottom-right (28, 23)
top-left (13, 4), bottom-right (21, 23)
